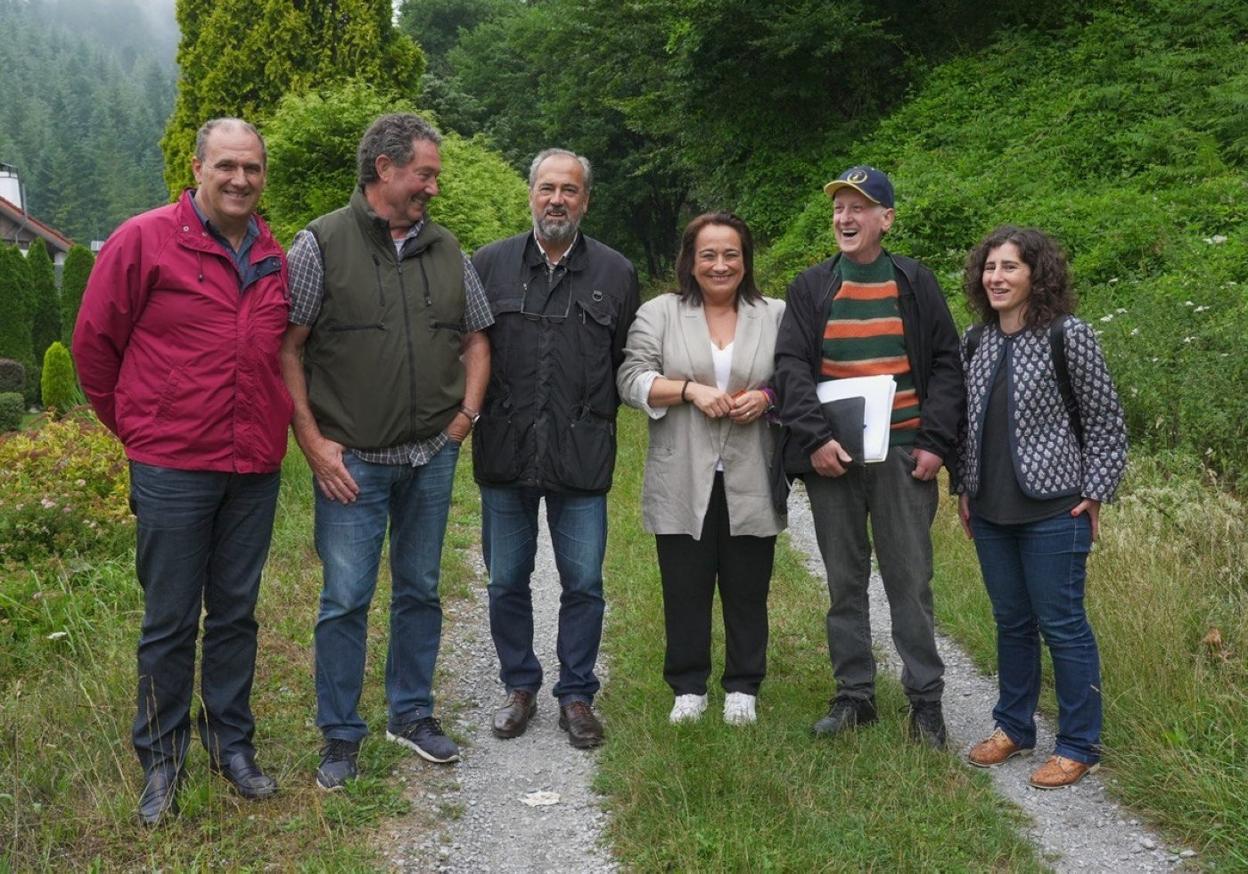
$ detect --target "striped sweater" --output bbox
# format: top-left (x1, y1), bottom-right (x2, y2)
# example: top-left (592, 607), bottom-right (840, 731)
top-left (820, 254), bottom-right (919, 443)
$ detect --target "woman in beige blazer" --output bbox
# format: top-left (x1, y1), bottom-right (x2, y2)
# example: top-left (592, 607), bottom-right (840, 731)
top-left (617, 212), bottom-right (786, 726)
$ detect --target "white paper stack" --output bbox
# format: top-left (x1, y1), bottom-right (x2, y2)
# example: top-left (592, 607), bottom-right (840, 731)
top-left (815, 375), bottom-right (897, 463)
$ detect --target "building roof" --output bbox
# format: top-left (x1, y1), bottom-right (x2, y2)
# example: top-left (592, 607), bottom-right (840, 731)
top-left (0, 195), bottom-right (74, 253)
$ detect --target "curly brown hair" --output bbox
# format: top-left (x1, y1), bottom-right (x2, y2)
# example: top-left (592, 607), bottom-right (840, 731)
top-left (675, 212), bottom-right (763, 307)
top-left (964, 226), bottom-right (1076, 329)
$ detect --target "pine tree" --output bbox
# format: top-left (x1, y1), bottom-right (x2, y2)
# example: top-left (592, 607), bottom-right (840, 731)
top-left (40, 341), bottom-right (78, 416)
top-left (27, 238), bottom-right (62, 369)
top-left (0, 246), bottom-right (36, 404)
top-left (60, 245), bottom-right (95, 345)
top-left (161, 0), bottom-right (425, 196)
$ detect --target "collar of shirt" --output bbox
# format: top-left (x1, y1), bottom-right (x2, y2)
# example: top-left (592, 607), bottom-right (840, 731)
top-left (392, 219), bottom-right (426, 254)
top-left (532, 229), bottom-right (579, 271)
top-left (189, 190), bottom-right (259, 261)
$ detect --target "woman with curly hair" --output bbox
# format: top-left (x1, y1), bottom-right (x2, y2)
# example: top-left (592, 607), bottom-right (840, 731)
top-left (954, 226), bottom-right (1127, 788)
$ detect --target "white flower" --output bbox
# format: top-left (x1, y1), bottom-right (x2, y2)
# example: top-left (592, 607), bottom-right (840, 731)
top-left (1116, 307), bottom-right (1127, 314)
top-left (1183, 336), bottom-right (1196, 343)
top-left (1109, 277), bottom-right (1120, 284)
top-left (1194, 305), bottom-right (1210, 313)
top-left (1184, 300), bottom-right (1195, 306)
top-left (1130, 328), bottom-right (1140, 336)
top-left (40, 497), bottom-right (56, 509)
top-left (46, 631), bottom-right (68, 641)
top-left (1100, 314), bottom-right (1114, 323)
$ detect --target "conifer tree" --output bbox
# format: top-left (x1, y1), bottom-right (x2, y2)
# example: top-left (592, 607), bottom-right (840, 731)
top-left (27, 238), bottom-right (62, 368)
top-left (60, 245), bottom-right (95, 345)
top-left (40, 341), bottom-right (78, 416)
top-left (0, 246), bottom-right (35, 366)
top-left (161, 0), bottom-right (425, 196)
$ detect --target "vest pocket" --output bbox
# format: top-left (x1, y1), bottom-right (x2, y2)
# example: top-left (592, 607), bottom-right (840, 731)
top-left (552, 411), bottom-right (616, 492)
top-left (472, 413), bottom-right (522, 482)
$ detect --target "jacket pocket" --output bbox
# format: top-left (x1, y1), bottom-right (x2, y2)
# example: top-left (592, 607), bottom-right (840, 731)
top-left (472, 413), bottom-right (522, 483)
top-left (552, 410), bottom-right (616, 492)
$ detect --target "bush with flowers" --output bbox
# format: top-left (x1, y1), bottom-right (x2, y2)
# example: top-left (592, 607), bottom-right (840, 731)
top-left (0, 410), bottom-right (131, 565)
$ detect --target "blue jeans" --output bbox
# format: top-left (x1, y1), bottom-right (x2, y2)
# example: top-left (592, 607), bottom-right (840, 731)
top-left (971, 511), bottom-right (1102, 764)
top-left (128, 462), bottom-right (280, 770)
top-left (314, 443), bottom-right (459, 741)
top-left (480, 485), bottom-right (607, 703)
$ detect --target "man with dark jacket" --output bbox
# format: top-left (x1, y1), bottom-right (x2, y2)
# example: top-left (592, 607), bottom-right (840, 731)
top-left (279, 114), bottom-right (491, 790)
top-left (472, 148), bottom-right (640, 749)
top-left (773, 165), bottom-right (963, 748)
top-left (74, 118), bottom-right (292, 825)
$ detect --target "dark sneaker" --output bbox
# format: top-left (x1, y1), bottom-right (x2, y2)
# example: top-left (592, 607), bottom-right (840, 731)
top-left (387, 717), bottom-right (460, 763)
top-left (316, 738), bottom-right (360, 791)
top-left (558, 701), bottom-right (605, 749)
top-left (811, 696), bottom-right (878, 737)
top-left (908, 700), bottom-right (948, 749)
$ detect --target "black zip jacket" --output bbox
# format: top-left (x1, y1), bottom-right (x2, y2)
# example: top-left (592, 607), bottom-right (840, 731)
top-left (471, 232), bottom-right (640, 494)
top-left (773, 250), bottom-right (964, 476)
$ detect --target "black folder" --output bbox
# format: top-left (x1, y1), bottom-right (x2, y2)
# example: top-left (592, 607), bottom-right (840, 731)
top-left (821, 396), bottom-right (866, 467)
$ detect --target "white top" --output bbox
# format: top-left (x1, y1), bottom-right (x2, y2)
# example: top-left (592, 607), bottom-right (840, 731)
top-left (711, 341), bottom-right (733, 471)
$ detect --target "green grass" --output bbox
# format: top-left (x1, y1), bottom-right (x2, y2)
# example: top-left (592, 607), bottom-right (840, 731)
top-left (597, 409), bottom-right (1044, 871)
top-left (0, 438), bottom-right (483, 870)
top-left (932, 455), bottom-right (1248, 868)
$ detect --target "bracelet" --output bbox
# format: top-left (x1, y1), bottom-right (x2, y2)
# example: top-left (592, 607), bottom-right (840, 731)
top-left (680, 379), bottom-right (691, 403)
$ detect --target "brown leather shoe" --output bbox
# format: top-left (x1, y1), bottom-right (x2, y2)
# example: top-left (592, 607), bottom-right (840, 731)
top-left (1029, 754), bottom-right (1099, 789)
top-left (492, 690), bottom-right (537, 739)
top-left (967, 728), bottom-right (1034, 768)
top-left (558, 700), bottom-right (604, 749)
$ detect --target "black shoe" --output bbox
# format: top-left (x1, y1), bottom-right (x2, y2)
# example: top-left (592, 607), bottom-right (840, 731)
top-left (908, 700), bottom-right (948, 749)
top-left (210, 751), bottom-right (278, 800)
top-left (811, 696), bottom-right (878, 737)
top-left (316, 738), bottom-right (360, 791)
top-left (137, 761), bottom-right (182, 827)
top-left (493, 690), bottom-right (538, 739)
top-left (558, 701), bottom-right (605, 749)
top-left (386, 716), bottom-right (460, 763)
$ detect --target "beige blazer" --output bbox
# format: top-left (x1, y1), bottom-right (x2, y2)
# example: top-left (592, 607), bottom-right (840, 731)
top-left (617, 293), bottom-right (786, 538)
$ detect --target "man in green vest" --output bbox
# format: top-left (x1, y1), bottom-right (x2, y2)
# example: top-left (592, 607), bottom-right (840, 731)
top-left (279, 113), bottom-right (492, 791)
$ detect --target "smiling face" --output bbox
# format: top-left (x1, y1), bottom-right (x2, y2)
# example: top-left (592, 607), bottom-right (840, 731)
top-left (833, 188), bottom-right (894, 264)
top-left (529, 154), bottom-right (589, 248)
top-left (692, 223), bottom-right (745, 305)
top-left (192, 123), bottom-right (266, 234)
top-left (373, 138), bottom-right (441, 234)
top-left (982, 241), bottom-right (1034, 331)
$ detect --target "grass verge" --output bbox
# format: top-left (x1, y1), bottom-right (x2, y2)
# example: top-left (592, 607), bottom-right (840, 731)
top-left (0, 438), bottom-right (481, 870)
top-left (597, 409), bottom-right (1044, 871)
top-left (932, 453), bottom-right (1248, 868)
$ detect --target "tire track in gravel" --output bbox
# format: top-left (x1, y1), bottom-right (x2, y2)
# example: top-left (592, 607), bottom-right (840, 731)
top-left (786, 480), bottom-right (1197, 873)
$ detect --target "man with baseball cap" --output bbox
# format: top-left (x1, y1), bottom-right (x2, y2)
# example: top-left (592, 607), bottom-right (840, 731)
top-left (773, 164), bottom-right (963, 747)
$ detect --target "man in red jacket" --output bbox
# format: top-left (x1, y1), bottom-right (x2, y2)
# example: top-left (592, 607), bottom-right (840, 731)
top-left (73, 118), bottom-right (293, 826)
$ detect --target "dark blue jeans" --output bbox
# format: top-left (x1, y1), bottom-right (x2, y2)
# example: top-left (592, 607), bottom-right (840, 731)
top-left (128, 462), bottom-right (280, 771)
top-left (479, 485), bottom-right (607, 704)
top-left (971, 511), bottom-right (1102, 764)
top-left (314, 444), bottom-right (459, 741)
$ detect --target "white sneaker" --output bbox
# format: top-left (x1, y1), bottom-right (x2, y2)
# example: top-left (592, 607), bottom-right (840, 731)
top-left (669, 694), bottom-right (708, 724)
top-left (723, 692), bottom-right (757, 725)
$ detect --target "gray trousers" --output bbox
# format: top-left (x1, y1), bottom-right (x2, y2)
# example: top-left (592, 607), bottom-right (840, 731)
top-left (804, 447), bottom-right (944, 704)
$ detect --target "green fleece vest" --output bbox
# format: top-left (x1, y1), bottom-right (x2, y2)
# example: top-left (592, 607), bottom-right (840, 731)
top-left (303, 188), bottom-right (466, 450)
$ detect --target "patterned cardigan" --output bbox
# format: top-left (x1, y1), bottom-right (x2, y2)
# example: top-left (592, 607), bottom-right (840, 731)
top-left (954, 316), bottom-right (1127, 502)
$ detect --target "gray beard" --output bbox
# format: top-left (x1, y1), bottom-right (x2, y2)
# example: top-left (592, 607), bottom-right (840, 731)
top-left (534, 215), bottom-right (579, 247)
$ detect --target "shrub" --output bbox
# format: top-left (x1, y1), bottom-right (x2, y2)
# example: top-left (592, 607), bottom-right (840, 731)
top-left (40, 342), bottom-right (80, 415)
top-left (0, 392), bottom-right (23, 432)
top-left (0, 357), bottom-right (24, 394)
top-left (0, 412), bottom-right (131, 563)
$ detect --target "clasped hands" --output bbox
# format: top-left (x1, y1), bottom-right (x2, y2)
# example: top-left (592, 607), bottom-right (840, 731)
top-left (686, 383), bottom-right (769, 424)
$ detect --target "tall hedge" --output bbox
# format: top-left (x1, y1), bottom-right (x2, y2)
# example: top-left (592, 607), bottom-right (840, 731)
top-left (0, 245), bottom-right (34, 373)
top-left (27, 238), bottom-right (61, 374)
top-left (60, 244), bottom-right (94, 345)
top-left (263, 80), bottom-right (528, 249)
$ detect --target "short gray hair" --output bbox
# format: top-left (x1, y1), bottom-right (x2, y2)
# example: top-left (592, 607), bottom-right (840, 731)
top-left (357, 113), bottom-right (442, 186)
top-left (195, 118), bottom-right (267, 165)
top-left (528, 148), bottom-right (592, 191)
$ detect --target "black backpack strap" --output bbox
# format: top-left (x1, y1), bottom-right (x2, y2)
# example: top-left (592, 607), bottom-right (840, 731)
top-left (1050, 319), bottom-right (1083, 446)
top-left (965, 323), bottom-right (985, 360)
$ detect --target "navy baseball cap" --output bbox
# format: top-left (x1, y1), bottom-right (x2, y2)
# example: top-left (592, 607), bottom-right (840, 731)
top-left (823, 165), bottom-right (895, 209)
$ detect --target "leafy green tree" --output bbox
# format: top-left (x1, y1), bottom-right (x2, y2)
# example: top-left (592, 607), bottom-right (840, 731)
top-left (27, 239), bottom-right (61, 370)
top-left (60, 245), bottom-right (95, 345)
top-left (162, 0), bottom-right (426, 196)
top-left (40, 341), bottom-right (78, 415)
top-left (263, 80), bottom-right (528, 249)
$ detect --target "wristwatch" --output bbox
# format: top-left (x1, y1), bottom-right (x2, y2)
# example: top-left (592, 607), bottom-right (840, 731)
top-left (459, 406), bottom-right (481, 428)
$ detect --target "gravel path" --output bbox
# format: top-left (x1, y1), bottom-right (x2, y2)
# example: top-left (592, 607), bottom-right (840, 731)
top-left (384, 510), bottom-right (616, 873)
top-left (786, 481), bottom-right (1197, 872)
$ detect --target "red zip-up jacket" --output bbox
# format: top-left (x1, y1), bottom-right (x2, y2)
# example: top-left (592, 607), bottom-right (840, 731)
top-left (73, 191), bottom-right (293, 473)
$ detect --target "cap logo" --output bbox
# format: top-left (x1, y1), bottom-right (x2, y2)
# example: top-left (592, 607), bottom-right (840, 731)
top-left (846, 169), bottom-right (869, 184)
